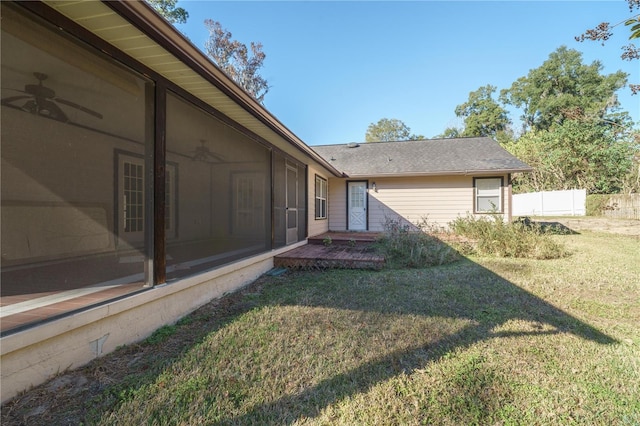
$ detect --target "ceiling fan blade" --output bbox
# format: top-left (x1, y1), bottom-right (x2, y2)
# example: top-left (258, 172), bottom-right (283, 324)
top-left (206, 152), bottom-right (225, 162)
top-left (1, 95), bottom-right (31, 104)
top-left (54, 97), bottom-right (103, 119)
top-left (1, 88), bottom-right (28, 94)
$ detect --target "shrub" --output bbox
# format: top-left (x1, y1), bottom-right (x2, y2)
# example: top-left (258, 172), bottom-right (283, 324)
top-left (586, 194), bottom-right (611, 216)
top-left (377, 217), bottom-right (459, 268)
top-left (449, 214), bottom-right (566, 260)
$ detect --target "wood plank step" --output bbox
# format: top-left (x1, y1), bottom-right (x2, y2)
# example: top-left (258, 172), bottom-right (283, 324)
top-left (274, 243), bottom-right (385, 271)
top-left (308, 232), bottom-right (382, 245)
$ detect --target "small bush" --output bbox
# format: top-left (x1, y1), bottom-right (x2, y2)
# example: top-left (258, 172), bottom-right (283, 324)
top-left (377, 217), bottom-right (459, 268)
top-left (449, 214), bottom-right (566, 259)
top-left (586, 194), bottom-right (611, 216)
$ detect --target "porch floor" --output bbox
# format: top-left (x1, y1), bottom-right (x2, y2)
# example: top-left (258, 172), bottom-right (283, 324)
top-left (275, 232), bottom-right (385, 270)
top-left (0, 282), bottom-right (145, 334)
top-left (1, 234), bottom-right (385, 334)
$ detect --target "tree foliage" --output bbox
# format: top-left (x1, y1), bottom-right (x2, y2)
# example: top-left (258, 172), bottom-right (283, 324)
top-left (434, 126), bottom-right (463, 139)
top-left (500, 47), bottom-right (628, 133)
top-left (505, 119), bottom-right (635, 194)
top-left (147, 0), bottom-right (189, 24)
top-left (365, 118), bottom-right (423, 142)
top-left (576, 0), bottom-right (639, 94)
top-left (204, 20), bottom-right (269, 104)
top-left (455, 85), bottom-right (511, 138)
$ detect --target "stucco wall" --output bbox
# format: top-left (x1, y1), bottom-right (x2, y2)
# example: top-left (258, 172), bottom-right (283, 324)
top-left (328, 175), bottom-right (511, 232)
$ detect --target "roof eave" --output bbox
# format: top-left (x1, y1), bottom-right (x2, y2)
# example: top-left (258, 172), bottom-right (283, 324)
top-left (337, 168), bottom-right (533, 179)
top-left (103, 1), bottom-right (343, 177)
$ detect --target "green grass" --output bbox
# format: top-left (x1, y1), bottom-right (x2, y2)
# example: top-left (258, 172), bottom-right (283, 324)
top-left (3, 231), bottom-right (639, 425)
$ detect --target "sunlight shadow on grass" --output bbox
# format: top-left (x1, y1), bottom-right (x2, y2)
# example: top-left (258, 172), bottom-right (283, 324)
top-left (219, 257), bottom-right (616, 425)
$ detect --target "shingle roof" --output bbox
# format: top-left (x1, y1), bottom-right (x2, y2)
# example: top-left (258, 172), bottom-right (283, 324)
top-left (311, 137), bottom-right (532, 177)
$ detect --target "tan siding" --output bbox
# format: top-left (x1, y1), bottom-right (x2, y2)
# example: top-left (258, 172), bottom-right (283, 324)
top-left (308, 165), bottom-right (330, 237)
top-left (328, 178), bottom-right (347, 231)
top-left (367, 176), bottom-right (467, 231)
top-left (328, 175), bottom-right (512, 232)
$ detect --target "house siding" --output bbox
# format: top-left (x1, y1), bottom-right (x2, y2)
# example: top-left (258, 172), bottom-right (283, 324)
top-left (328, 177), bottom-right (347, 231)
top-left (329, 175), bottom-right (511, 232)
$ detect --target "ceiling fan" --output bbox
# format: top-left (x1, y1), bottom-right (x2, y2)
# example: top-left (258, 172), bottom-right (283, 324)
top-left (191, 139), bottom-right (225, 162)
top-left (1, 72), bottom-right (103, 123)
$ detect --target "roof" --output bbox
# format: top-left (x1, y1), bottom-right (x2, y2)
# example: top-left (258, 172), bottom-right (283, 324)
top-left (312, 137), bottom-right (533, 178)
top-left (36, 0), bottom-right (342, 177)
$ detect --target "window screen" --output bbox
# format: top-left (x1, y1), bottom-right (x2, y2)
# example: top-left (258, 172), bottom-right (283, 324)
top-left (1, 3), bottom-right (153, 331)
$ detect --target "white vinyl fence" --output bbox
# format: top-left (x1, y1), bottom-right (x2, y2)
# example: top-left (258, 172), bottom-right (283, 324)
top-left (513, 189), bottom-right (586, 217)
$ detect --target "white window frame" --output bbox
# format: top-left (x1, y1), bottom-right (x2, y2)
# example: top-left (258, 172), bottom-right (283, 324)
top-left (474, 177), bottom-right (503, 213)
top-left (117, 152), bottom-right (177, 246)
top-left (315, 175), bottom-right (328, 220)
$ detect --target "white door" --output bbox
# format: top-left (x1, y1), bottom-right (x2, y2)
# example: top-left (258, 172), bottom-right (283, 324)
top-left (232, 172), bottom-right (265, 236)
top-left (348, 181), bottom-right (367, 231)
top-left (285, 164), bottom-right (298, 244)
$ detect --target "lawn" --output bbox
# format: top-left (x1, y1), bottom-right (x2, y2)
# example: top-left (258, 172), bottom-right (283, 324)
top-left (3, 230), bottom-right (639, 425)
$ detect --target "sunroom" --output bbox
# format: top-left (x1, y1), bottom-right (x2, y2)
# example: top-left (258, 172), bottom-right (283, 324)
top-left (1, 0), bottom-right (340, 402)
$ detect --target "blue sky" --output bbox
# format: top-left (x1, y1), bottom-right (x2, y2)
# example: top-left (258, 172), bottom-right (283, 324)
top-left (176, 1), bottom-right (639, 146)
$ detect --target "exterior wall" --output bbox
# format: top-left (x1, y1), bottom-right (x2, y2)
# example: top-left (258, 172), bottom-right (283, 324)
top-left (307, 164), bottom-right (331, 237)
top-left (328, 175), bottom-right (511, 232)
top-left (0, 241), bottom-right (305, 403)
top-left (327, 177), bottom-right (348, 231)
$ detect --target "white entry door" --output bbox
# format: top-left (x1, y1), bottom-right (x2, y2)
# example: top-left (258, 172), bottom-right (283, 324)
top-left (348, 181), bottom-right (367, 231)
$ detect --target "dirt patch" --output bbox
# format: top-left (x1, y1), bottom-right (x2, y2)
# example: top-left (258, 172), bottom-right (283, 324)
top-left (537, 217), bottom-right (640, 237)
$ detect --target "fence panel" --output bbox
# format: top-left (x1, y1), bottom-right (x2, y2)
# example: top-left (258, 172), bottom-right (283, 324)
top-left (513, 189), bottom-right (586, 217)
top-left (604, 194), bottom-right (640, 220)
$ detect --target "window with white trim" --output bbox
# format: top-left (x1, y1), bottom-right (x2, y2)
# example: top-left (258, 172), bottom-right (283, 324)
top-left (474, 177), bottom-right (503, 213)
top-left (315, 175), bottom-right (328, 219)
top-left (117, 153), bottom-right (177, 245)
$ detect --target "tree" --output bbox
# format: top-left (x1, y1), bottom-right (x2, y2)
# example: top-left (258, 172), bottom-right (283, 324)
top-left (204, 20), bottom-right (269, 103)
top-left (500, 46), bottom-right (628, 133)
top-left (505, 118), bottom-right (635, 194)
top-left (434, 126), bottom-right (463, 139)
top-left (365, 118), bottom-right (423, 142)
top-left (576, 0), bottom-right (639, 94)
top-left (146, 0), bottom-right (188, 24)
top-left (455, 85), bottom-right (511, 138)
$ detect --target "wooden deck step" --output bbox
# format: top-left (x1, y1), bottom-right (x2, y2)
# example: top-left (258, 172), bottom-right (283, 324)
top-left (274, 243), bottom-right (385, 270)
top-left (308, 231), bottom-right (382, 245)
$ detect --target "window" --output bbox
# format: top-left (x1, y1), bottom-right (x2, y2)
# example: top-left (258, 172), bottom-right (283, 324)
top-left (116, 152), bottom-right (177, 247)
top-left (474, 177), bottom-right (503, 213)
top-left (315, 175), bottom-right (328, 219)
top-left (123, 158), bottom-right (144, 234)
